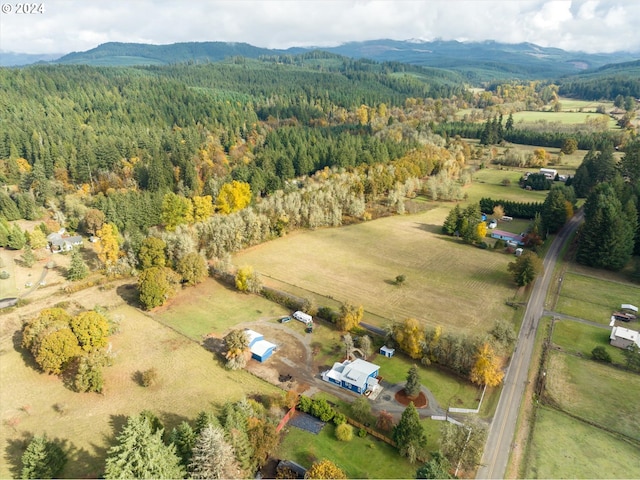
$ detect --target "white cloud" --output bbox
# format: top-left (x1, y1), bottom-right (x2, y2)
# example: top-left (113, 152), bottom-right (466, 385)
top-left (1, 0), bottom-right (638, 54)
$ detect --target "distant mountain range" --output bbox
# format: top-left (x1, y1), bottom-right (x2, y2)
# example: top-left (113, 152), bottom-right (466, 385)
top-left (0, 51), bottom-right (64, 67)
top-left (3, 39), bottom-right (638, 82)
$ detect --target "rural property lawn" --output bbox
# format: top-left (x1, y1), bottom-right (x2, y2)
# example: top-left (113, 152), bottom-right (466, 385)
top-left (551, 319), bottom-right (627, 365)
top-left (544, 351), bottom-right (640, 441)
top-left (277, 421), bottom-right (423, 479)
top-left (155, 277), bottom-right (290, 340)
top-left (555, 271), bottom-right (640, 325)
top-left (525, 406), bottom-right (640, 479)
top-left (234, 205), bottom-right (518, 336)
top-left (0, 304), bottom-right (281, 479)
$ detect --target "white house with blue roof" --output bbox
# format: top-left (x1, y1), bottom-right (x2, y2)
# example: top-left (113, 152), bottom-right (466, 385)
top-left (321, 358), bottom-right (380, 395)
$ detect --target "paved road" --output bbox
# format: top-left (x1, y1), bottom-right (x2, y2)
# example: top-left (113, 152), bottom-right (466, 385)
top-left (477, 210), bottom-right (584, 479)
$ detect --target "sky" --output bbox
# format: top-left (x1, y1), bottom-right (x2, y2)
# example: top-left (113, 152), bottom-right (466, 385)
top-left (1, 0), bottom-right (639, 55)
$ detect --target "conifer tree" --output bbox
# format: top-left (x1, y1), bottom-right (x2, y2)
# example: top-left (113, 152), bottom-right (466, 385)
top-left (66, 249), bottom-right (89, 281)
top-left (189, 424), bottom-right (236, 479)
top-left (104, 414), bottom-right (184, 479)
top-left (21, 435), bottom-right (67, 480)
top-left (393, 402), bottom-right (427, 462)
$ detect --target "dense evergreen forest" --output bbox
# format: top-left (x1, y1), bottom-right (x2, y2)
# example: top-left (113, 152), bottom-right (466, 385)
top-left (1, 53), bottom-right (639, 286)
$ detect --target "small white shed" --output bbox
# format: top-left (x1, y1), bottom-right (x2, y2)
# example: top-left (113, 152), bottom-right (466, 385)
top-left (293, 311), bottom-right (313, 325)
top-left (380, 345), bottom-right (395, 358)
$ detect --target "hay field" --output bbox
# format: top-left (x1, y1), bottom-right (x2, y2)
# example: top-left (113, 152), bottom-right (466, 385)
top-left (525, 406), bottom-right (640, 479)
top-left (544, 351), bottom-right (640, 441)
top-left (0, 304), bottom-right (280, 479)
top-left (234, 205), bottom-right (517, 335)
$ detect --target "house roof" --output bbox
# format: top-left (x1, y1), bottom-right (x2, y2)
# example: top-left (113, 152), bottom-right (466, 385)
top-left (380, 345), bottom-right (395, 354)
top-left (491, 229), bottom-right (523, 239)
top-left (610, 326), bottom-right (640, 347)
top-left (341, 359), bottom-right (379, 388)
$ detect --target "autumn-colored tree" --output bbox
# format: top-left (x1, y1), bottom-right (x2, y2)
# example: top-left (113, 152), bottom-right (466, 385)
top-left (393, 318), bottom-right (425, 359)
top-left (36, 328), bottom-right (81, 375)
top-left (27, 228), bottom-right (47, 249)
top-left (176, 252), bottom-right (208, 286)
top-left (161, 192), bottom-right (194, 231)
top-left (235, 266), bottom-right (262, 293)
top-left (337, 303), bottom-right (364, 331)
top-left (305, 459), bottom-right (347, 479)
top-left (96, 223), bottom-right (120, 269)
top-left (376, 410), bottom-right (394, 432)
top-left (83, 208), bottom-right (105, 235)
top-left (192, 195), bottom-right (214, 223)
top-left (476, 221), bottom-right (488, 240)
top-left (216, 180), bottom-right (252, 214)
top-left (70, 310), bottom-right (110, 352)
top-left (138, 237), bottom-right (167, 269)
top-left (561, 138), bottom-right (578, 155)
top-left (356, 104), bottom-right (370, 126)
top-left (137, 266), bottom-right (181, 310)
top-left (470, 342), bottom-right (504, 387)
top-left (492, 205), bottom-right (504, 220)
top-left (335, 423), bottom-right (353, 442)
top-left (223, 329), bottom-right (249, 370)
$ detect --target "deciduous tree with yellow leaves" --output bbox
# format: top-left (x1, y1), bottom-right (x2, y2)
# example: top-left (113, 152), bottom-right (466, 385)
top-left (216, 181), bottom-right (251, 214)
top-left (470, 342), bottom-right (504, 387)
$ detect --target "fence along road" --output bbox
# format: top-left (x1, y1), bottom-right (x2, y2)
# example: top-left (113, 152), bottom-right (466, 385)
top-left (477, 210), bottom-right (583, 479)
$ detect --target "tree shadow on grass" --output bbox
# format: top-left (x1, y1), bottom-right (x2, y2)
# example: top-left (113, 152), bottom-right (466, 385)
top-left (414, 223), bottom-right (446, 234)
top-left (4, 431), bottom-right (31, 478)
top-left (115, 283), bottom-right (141, 308)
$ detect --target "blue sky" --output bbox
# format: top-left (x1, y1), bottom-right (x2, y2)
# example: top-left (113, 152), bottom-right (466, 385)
top-left (1, 0), bottom-right (639, 54)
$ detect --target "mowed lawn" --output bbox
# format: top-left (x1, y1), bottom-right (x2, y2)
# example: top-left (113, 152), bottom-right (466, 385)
top-left (512, 110), bottom-right (617, 128)
top-left (155, 277), bottom-right (290, 340)
top-left (551, 319), bottom-right (627, 365)
top-left (524, 406), bottom-right (640, 479)
top-left (544, 351), bottom-right (640, 441)
top-left (0, 304), bottom-right (281, 479)
top-left (465, 168), bottom-right (548, 205)
top-left (555, 271), bottom-right (640, 324)
top-left (277, 422), bottom-right (421, 479)
top-left (234, 205), bottom-right (517, 335)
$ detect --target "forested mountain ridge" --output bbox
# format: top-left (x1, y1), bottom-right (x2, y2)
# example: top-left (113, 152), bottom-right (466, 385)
top-left (45, 39), bottom-right (638, 83)
top-left (55, 41), bottom-right (303, 66)
top-left (557, 59), bottom-right (640, 100)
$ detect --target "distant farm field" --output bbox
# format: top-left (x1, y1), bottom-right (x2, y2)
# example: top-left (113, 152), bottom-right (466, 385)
top-left (544, 351), bottom-right (640, 441)
top-left (466, 168), bottom-right (548, 205)
top-left (558, 98), bottom-right (612, 112)
top-left (554, 271), bottom-right (640, 325)
top-left (511, 110), bottom-right (617, 128)
top-left (525, 406), bottom-right (640, 479)
top-left (234, 205), bottom-right (518, 335)
top-left (0, 304), bottom-right (280, 479)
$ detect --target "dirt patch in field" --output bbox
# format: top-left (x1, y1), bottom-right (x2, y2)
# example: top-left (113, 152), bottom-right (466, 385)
top-left (394, 389), bottom-right (428, 409)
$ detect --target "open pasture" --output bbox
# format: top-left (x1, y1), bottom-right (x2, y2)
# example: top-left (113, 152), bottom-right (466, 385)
top-left (555, 271), bottom-right (640, 325)
top-left (558, 97), bottom-right (613, 112)
top-left (0, 252), bottom-right (18, 299)
top-left (466, 168), bottom-right (548, 205)
top-left (155, 277), bottom-right (289, 340)
top-left (524, 406), bottom-right (640, 479)
top-left (544, 351), bottom-right (640, 441)
top-left (234, 205), bottom-right (517, 335)
top-left (511, 110), bottom-right (617, 128)
top-left (0, 303), bottom-right (280, 479)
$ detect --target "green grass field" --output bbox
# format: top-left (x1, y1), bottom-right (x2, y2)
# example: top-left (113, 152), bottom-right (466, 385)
top-left (511, 110), bottom-right (618, 128)
top-left (555, 271), bottom-right (640, 324)
top-left (155, 277), bottom-right (289, 339)
top-left (276, 421), bottom-right (427, 478)
top-left (525, 406), bottom-right (640, 479)
top-left (551, 319), bottom-right (626, 365)
top-left (466, 168), bottom-right (548, 205)
top-left (544, 351), bottom-right (640, 441)
top-left (0, 252), bottom-right (17, 299)
top-left (0, 304), bottom-right (281, 479)
top-left (234, 205), bottom-right (518, 336)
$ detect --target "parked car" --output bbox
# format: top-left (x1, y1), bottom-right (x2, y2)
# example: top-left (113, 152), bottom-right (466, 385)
top-left (613, 312), bottom-right (635, 322)
top-left (279, 316), bottom-right (292, 323)
top-left (488, 219), bottom-right (498, 229)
